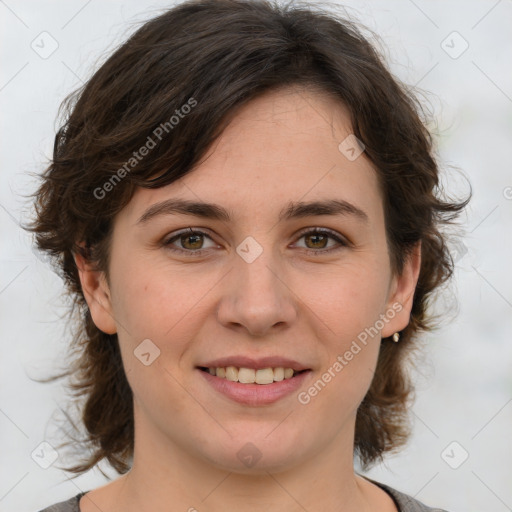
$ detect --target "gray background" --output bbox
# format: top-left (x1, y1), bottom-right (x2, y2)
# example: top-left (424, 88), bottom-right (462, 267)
top-left (1, 1), bottom-right (511, 511)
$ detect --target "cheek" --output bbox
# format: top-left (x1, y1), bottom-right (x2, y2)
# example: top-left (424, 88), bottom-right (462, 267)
top-left (304, 261), bottom-right (390, 340)
top-left (109, 254), bottom-right (221, 390)
top-left (299, 263), bottom-right (388, 398)
top-left (297, 273), bottom-right (385, 426)
top-left (109, 251), bottom-right (196, 342)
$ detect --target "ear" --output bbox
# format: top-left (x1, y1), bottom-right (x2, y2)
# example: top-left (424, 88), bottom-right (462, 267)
top-left (381, 241), bottom-right (422, 338)
top-left (74, 249), bottom-right (117, 335)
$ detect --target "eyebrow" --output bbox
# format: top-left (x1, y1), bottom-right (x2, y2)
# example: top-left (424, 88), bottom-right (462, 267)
top-left (136, 198), bottom-right (369, 225)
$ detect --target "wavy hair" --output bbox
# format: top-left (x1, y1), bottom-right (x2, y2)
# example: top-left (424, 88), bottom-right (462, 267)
top-left (26, 0), bottom-right (470, 474)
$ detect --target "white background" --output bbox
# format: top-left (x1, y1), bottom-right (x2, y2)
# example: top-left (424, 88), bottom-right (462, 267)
top-left (1, 1), bottom-right (511, 511)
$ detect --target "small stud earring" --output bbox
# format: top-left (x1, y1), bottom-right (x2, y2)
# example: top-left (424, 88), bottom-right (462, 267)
top-left (392, 332), bottom-right (400, 342)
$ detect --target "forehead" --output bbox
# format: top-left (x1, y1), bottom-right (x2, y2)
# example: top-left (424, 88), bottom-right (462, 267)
top-left (121, 87), bottom-right (383, 225)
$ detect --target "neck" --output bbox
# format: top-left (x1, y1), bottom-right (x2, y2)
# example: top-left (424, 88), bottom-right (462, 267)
top-left (104, 419), bottom-right (377, 512)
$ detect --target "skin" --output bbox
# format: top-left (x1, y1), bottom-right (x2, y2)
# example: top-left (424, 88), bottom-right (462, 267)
top-left (75, 86), bottom-right (421, 512)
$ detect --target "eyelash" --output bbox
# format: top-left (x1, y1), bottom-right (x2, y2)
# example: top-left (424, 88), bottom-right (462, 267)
top-left (162, 227), bottom-right (349, 256)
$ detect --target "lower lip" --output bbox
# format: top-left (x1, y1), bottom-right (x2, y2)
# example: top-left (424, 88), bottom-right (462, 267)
top-left (197, 369), bottom-right (312, 406)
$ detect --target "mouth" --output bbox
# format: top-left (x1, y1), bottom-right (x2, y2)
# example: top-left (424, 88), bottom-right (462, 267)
top-left (197, 366), bottom-right (309, 385)
top-left (196, 365), bottom-right (312, 406)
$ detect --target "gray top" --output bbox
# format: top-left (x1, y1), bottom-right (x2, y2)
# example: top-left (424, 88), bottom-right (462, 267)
top-left (37, 479), bottom-right (449, 512)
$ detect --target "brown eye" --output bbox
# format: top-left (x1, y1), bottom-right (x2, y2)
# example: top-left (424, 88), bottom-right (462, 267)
top-left (163, 227), bottom-right (348, 257)
top-left (164, 229), bottom-right (217, 255)
top-left (294, 228), bottom-right (348, 254)
top-left (304, 232), bottom-right (329, 249)
top-left (179, 233), bottom-right (204, 250)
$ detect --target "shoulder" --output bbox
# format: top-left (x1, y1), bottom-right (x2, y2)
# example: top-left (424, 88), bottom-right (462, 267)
top-left (36, 483), bottom-right (451, 512)
top-left (368, 478), bottom-right (450, 512)
top-left (37, 492), bottom-right (85, 512)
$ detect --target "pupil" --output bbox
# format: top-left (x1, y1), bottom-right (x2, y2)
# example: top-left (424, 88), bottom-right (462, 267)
top-left (183, 234), bottom-right (202, 249)
top-left (307, 234), bottom-right (327, 249)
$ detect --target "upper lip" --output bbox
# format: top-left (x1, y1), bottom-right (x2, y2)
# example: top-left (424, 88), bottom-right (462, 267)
top-left (197, 356), bottom-right (311, 371)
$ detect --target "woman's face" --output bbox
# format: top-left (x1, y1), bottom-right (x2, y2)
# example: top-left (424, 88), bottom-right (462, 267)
top-left (80, 87), bottom-right (419, 474)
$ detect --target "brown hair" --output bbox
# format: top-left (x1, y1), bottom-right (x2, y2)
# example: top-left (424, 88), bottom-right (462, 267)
top-left (26, 0), bottom-right (470, 475)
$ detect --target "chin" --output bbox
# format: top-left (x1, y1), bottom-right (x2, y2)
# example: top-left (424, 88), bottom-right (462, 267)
top-left (199, 431), bottom-right (311, 475)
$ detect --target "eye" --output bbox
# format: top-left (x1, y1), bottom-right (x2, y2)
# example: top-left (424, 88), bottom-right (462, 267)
top-left (162, 227), bottom-right (349, 257)
top-left (163, 228), bottom-right (218, 255)
top-left (293, 228), bottom-right (348, 254)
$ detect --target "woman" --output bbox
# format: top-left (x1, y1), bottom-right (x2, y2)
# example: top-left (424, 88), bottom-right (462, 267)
top-left (30, 0), bottom-right (469, 510)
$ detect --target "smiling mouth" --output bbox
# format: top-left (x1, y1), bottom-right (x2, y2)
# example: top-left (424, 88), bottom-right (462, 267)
top-left (197, 366), bottom-right (309, 385)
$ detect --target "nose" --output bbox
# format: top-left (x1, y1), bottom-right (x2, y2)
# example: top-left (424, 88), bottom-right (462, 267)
top-left (216, 246), bottom-right (298, 337)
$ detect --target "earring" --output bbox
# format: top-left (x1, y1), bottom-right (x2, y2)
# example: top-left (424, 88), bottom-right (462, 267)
top-left (392, 332), bottom-right (400, 342)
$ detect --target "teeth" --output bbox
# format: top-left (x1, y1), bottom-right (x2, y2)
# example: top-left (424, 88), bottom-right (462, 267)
top-left (273, 367), bottom-right (284, 381)
top-left (225, 366), bottom-right (238, 382)
top-left (255, 368), bottom-right (274, 384)
top-left (238, 367), bottom-right (255, 383)
top-left (204, 366), bottom-right (300, 384)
